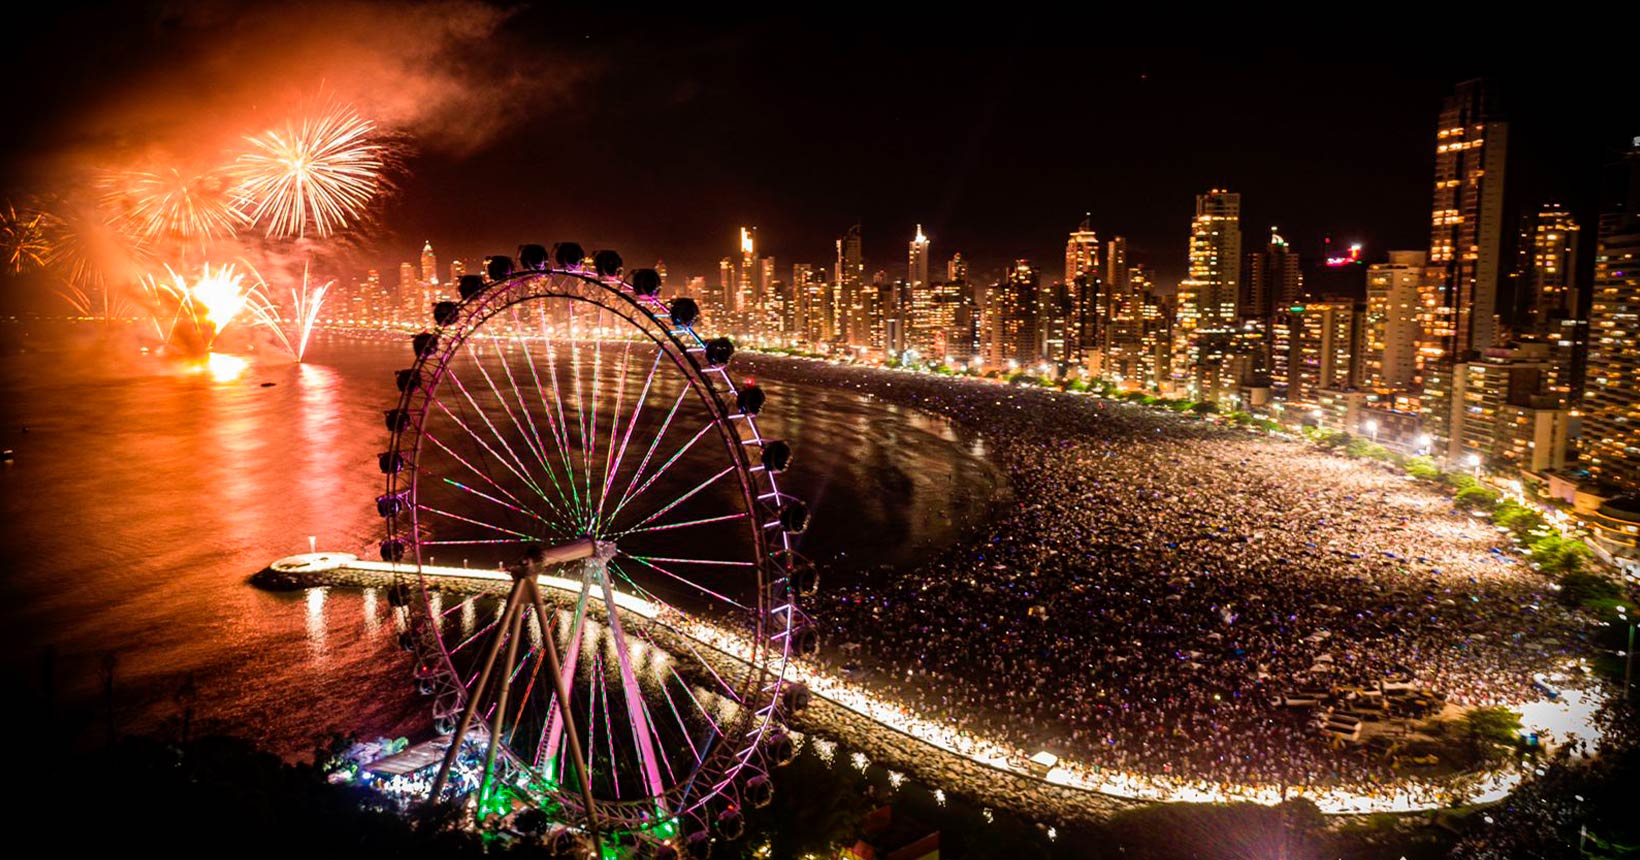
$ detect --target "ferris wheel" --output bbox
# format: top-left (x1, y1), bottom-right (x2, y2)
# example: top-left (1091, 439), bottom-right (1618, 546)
top-left (376, 243), bottom-right (817, 854)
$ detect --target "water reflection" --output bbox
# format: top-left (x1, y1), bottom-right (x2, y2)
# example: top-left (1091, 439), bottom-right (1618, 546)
top-left (0, 323), bottom-right (1002, 761)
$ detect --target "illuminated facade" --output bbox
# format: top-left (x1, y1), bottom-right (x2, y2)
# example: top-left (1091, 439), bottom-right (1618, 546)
top-left (947, 252), bottom-right (967, 284)
top-left (835, 223), bottom-right (864, 345)
top-left (1426, 79), bottom-right (1509, 362)
top-left (1272, 301), bottom-right (1361, 405)
top-left (1363, 251), bottom-right (1430, 390)
top-left (1066, 215), bottom-right (1100, 286)
top-left (420, 240), bottom-right (438, 287)
top-left (909, 225), bottom-right (930, 292)
top-left (986, 260), bottom-right (1039, 369)
top-left (1521, 204), bottom-right (1580, 332)
top-left (1582, 144), bottom-right (1640, 489)
top-left (1242, 228), bottom-right (1301, 322)
top-left (1177, 190), bottom-right (1242, 398)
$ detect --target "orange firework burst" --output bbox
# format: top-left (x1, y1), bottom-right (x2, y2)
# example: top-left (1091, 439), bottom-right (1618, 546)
top-left (0, 199), bottom-right (56, 273)
top-left (99, 166), bottom-right (246, 243)
top-left (142, 261), bottom-right (254, 351)
top-left (233, 103), bottom-right (384, 239)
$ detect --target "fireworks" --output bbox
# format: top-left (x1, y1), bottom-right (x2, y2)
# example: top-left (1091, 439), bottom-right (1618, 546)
top-left (233, 103), bottom-right (385, 239)
top-left (247, 262), bottom-right (332, 362)
top-left (0, 200), bottom-right (55, 273)
top-left (100, 166), bottom-right (246, 243)
top-left (142, 262), bottom-right (254, 351)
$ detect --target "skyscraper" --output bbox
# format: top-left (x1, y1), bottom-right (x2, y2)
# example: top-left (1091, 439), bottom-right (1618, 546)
top-left (1177, 190), bottom-right (1242, 355)
top-left (737, 227), bottom-right (757, 316)
top-left (947, 253), bottom-right (967, 284)
top-left (1065, 215), bottom-right (1100, 286)
top-left (986, 260), bottom-right (1039, 369)
top-left (1519, 204), bottom-right (1580, 332)
top-left (1363, 251), bottom-right (1430, 390)
top-left (420, 241), bottom-right (438, 287)
top-left (656, 259), bottom-right (669, 284)
top-left (908, 224), bottom-right (930, 292)
top-left (1581, 142), bottom-right (1640, 489)
top-left (1427, 79), bottom-right (1510, 359)
top-left (1242, 228), bottom-right (1302, 322)
top-left (836, 224), bottom-right (863, 344)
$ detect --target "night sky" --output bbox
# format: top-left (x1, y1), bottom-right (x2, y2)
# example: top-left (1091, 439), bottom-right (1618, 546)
top-left (3, 5), bottom-right (1633, 296)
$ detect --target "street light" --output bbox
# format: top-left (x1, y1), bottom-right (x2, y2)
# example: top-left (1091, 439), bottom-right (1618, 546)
top-left (1416, 433), bottom-right (1432, 454)
top-left (1467, 452), bottom-right (1482, 477)
top-left (1363, 419), bottom-right (1378, 441)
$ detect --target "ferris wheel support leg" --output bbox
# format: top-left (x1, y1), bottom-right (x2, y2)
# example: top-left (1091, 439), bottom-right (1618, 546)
top-left (527, 578), bottom-right (602, 847)
top-left (428, 580), bottom-right (524, 806)
top-left (597, 563), bottom-right (668, 803)
top-left (479, 587), bottom-right (527, 816)
top-left (538, 568), bottom-right (593, 775)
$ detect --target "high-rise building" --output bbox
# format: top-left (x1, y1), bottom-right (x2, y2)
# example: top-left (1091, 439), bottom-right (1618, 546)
top-left (986, 260), bottom-right (1039, 369)
top-left (398, 261), bottom-right (417, 317)
top-left (1272, 300), bottom-right (1361, 404)
top-left (1364, 251), bottom-right (1432, 390)
top-left (1582, 142), bottom-right (1640, 489)
top-left (655, 260), bottom-right (668, 284)
top-left (1181, 190), bottom-right (1242, 332)
top-left (449, 259), bottom-right (465, 284)
top-left (717, 257), bottom-right (734, 319)
top-left (1520, 205), bottom-right (1580, 331)
top-left (1176, 190), bottom-right (1242, 398)
top-left (1427, 79), bottom-right (1511, 361)
top-left (1066, 215), bottom-right (1100, 286)
top-left (947, 253), bottom-right (967, 284)
top-left (1242, 227), bottom-right (1302, 322)
top-left (736, 227), bottom-right (757, 316)
top-left (835, 224), bottom-right (864, 345)
top-left (909, 225), bottom-right (930, 291)
top-left (420, 241), bottom-right (438, 287)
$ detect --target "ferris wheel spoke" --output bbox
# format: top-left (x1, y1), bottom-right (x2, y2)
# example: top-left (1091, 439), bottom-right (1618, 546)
top-left (443, 365), bottom-right (556, 508)
top-left (538, 304), bottom-right (586, 520)
top-left (606, 421), bottom-right (716, 526)
top-left (600, 381), bottom-right (690, 533)
top-left (600, 348), bottom-right (663, 521)
top-left (416, 503), bottom-right (537, 540)
top-left (594, 337), bottom-right (635, 525)
top-left (437, 477), bottom-right (550, 525)
top-left (421, 431), bottom-right (541, 519)
top-left (521, 304), bottom-right (585, 522)
top-left (608, 562), bottom-right (746, 707)
top-left (658, 672), bottom-right (707, 767)
top-left (566, 303), bottom-right (595, 527)
top-left (612, 464), bottom-right (736, 536)
top-left (584, 308), bottom-right (607, 532)
top-left (482, 339), bottom-right (579, 518)
top-left (614, 556), bottom-right (752, 611)
top-left (618, 511), bottom-right (749, 538)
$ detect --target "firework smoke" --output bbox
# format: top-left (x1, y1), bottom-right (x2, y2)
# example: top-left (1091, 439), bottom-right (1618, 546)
top-left (99, 165), bottom-right (246, 244)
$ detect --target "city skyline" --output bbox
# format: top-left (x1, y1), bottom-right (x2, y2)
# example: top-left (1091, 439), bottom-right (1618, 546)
top-left (2, 15), bottom-right (1633, 300)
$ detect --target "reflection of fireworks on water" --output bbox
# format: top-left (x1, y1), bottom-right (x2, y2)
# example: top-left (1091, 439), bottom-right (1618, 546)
top-left (233, 103), bottom-right (385, 239)
top-left (99, 166), bottom-right (246, 243)
top-left (0, 200), bottom-right (55, 273)
top-left (247, 262), bottom-right (331, 362)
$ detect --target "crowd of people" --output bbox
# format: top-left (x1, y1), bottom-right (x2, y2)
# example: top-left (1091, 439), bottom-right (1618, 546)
top-left (746, 356), bottom-right (1603, 798)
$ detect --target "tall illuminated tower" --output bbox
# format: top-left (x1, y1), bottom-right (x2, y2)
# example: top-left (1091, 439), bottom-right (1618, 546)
top-left (1242, 227), bottom-right (1302, 322)
top-left (737, 227), bottom-right (756, 316)
top-left (1521, 204), bottom-right (1580, 332)
top-left (1427, 79), bottom-right (1509, 359)
top-left (908, 225), bottom-right (930, 292)
top-left (420, 241), bottom-right (438, 287)
top-left (1582, 142), bottom-right (1640, 489)
top-left (947, 253), bottom-right (967, 283)
top-left (1065, 215), bottom-right (1100, 285)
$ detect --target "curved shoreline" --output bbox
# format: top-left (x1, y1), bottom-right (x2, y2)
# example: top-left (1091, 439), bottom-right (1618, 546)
top-left (255, 553), bottom-right (1530, 820)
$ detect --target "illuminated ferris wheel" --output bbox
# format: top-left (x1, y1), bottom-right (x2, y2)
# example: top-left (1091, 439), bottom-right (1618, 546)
top-left (377, 243), bottom-right (817, 855)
